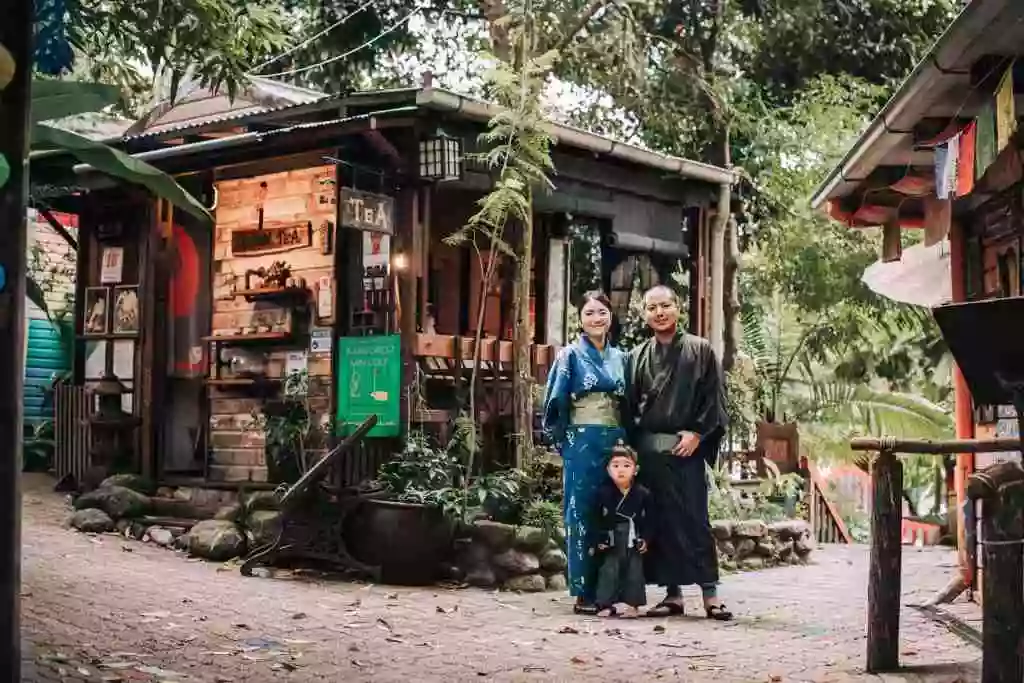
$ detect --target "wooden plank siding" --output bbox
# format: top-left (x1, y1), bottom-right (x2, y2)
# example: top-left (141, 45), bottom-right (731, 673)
top-left (208, 165), bottom-right (336, 483)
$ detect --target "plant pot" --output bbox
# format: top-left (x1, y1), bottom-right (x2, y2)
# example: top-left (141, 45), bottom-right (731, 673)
top-left (344, 498), bottom-right (454, 586)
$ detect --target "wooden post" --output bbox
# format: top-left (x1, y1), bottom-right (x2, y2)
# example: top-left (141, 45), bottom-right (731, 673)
top-left (967, 461), bottom-right (1024, 683)
top-left (0, 0), bottom-right (33, 675)
top-left (866, 450), bottom-right (903, 673)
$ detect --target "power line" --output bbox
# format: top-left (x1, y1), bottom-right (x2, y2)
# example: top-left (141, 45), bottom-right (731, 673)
top-left (258, 6), bottom-right (424, 79)
top-left (250, 0), bottom-right (378, 73)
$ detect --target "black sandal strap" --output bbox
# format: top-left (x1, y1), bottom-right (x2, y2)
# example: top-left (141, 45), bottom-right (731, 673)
top-left (647, 600), bottom-right (686, 617)
top-left (705, 604), bottom-right (733, 621)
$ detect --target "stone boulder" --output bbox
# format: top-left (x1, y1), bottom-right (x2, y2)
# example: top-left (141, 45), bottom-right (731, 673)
top-left (70, 509), bottom-right (114, 533)
top-left (492, 548), bottom-right (540, 575)
top-left (513, 525), bottom-right (550, 552)
top-left (504, 574), bottom-right (546, 592)
top-left (539, 548), bottom-right (568, 572)
top-left (546, 573), bottom-right (568, 592)
top-left (99, 474), bottom-right (156, 496)
top-left (472, 520), bottom-right (516, 552)
top-left (243, 491), bottom-right (280, 513)
top-left (215, 503), bottom-right (243, 522)
top-left (183, 520), bottom-right (247, 562)
top-left (711, 520), bottom-right (732, 540)
top-left (244, 509), bottom-right (283, 548)
top-left (146, 527), bottom-right (176, 547)
top-left (769, 520), bottom-right (811, 540)
top-left (733, 520), bottom-right (767, 539)
top-left (74, 486), bottom-right (150, 520)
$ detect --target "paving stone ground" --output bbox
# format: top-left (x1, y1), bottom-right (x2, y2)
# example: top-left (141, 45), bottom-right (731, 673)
top-left (20, 474), bottom-right (980, 682)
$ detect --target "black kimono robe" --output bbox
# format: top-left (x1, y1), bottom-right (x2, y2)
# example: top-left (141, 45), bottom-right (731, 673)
top-left (592, 480), bottom-right (653, 609)
top-left (625, 332), bottom-right (728, 588)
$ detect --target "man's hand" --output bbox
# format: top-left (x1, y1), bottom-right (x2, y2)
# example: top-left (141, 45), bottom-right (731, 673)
top-left (672, 431), bottom-right (701, 457)
top-left (637, 539), bottom-right (648, 554)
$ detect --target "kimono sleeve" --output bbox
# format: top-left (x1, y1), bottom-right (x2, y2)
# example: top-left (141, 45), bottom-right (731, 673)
top-left (542, 348), bottom-right (573, 446)
top-left (620, 349), bottom-right (640, 447)
top-left (692, 342), bottom-right (729, 439)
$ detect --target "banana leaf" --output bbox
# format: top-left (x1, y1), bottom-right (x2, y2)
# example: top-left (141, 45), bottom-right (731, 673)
top-left (31, 80), bottom-right (121, 124)
top-left (32, 124), bottom-right (212, 225)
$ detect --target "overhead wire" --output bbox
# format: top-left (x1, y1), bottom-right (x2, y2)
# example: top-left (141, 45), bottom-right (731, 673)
top-left (257, 5), bottom-right (424, 79)
top-left (250, 0), bottom-right (378, 73)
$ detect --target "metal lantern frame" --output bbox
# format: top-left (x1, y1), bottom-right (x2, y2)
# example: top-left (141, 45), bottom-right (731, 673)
top-left (418, 131), bottom-right (464, 182)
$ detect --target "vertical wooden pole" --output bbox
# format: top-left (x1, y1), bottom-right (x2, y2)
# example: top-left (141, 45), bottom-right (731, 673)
top-left (967, 462), bottom-right (1024, 683)
top-left (978, 497), bottom-right (1024, 683)
top-left (0, 0), bottom-right (32, 675)
top-left (867, 450), bottom-right (903, 673)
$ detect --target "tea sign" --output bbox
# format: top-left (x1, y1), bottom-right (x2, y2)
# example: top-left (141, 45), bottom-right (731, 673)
top-left (340, 188), bottom-right (394, 235)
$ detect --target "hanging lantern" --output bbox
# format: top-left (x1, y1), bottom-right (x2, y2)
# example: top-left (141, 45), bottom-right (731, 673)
top-left (418, 131), bottom-right (463, 182)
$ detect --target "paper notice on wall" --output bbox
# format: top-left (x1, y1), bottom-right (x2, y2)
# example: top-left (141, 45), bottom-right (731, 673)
top-left (362, 231), bottom-right (390, 269)
top-left (285, 351), bottom-right (308, 378)
top-left (101, 247), bottom-right (124, 284)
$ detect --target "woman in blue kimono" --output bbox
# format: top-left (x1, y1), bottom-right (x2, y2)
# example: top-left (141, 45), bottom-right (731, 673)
top-left (542, 291), bottom-right (627, 614)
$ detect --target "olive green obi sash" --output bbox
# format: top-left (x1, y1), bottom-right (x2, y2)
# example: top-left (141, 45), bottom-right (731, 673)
top-left (569, 392), bottom-right (620, 427)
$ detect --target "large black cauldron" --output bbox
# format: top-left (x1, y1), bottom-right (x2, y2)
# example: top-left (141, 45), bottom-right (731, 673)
top-left (345, 499), bottom-right (454, 585)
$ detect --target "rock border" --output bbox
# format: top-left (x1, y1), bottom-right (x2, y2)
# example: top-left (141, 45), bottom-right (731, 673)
top-left (713, 519), bottom-right (815, 571)
top-left (452, 520), bottom-right (567, 593)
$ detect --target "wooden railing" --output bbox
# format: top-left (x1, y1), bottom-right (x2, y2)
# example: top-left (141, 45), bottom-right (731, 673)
top-left (851, 436), bottom-right (1024, 680)
top-left (806, 459), bottom-right (854, 544)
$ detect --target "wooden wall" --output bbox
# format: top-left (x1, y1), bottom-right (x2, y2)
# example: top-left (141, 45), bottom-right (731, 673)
top-left (208, 165), bottom-right (336, 483)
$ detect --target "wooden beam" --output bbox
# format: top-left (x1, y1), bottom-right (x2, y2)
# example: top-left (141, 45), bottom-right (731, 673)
top-left (851, 436), bottom-right (1024, 454)
top-left (866, 450), bottom-right (903, 673)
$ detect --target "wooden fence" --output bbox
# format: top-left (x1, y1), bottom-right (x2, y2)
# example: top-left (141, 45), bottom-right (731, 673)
top-left (54, 383), bottom-right (91, 486)
top-left (806, 459), bottom-right (854, 544)
top-left (852, 436), bottom-right (1024, 682)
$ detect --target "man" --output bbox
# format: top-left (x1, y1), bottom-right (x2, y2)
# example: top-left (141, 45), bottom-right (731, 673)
top-left (625, 285), bottom-right (732, 620)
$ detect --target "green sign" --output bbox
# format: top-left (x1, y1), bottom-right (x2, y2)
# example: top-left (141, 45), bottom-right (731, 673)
top-left (336, 335), bottom-right (401, 438)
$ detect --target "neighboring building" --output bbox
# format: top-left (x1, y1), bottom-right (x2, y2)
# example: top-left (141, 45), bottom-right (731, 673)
top-left (39, 80), bottom-right (735, 490)
top-left (23, 210), bottom-right (77, 430)
top-left (811, 0), bottom-right (1024, 595)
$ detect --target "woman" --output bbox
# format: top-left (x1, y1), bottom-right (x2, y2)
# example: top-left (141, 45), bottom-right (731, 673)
top-left (542, 291), bottom-right (627, 614)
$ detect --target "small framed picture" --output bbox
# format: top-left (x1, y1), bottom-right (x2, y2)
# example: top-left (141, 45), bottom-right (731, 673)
top-left (112, 285), bottom-right (140, 335)
top-left (84, 287), bottom-right (110, 336)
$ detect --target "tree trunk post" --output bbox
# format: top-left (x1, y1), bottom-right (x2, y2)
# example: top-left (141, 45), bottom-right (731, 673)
top-left (866, 449), bottom-right (903, 673)
top-left (967, 461), bottom-right (1024, 683)
top-left (512, 203), bottom-right (535, 467)
top-left (0, 0), bottom-right (32, 675)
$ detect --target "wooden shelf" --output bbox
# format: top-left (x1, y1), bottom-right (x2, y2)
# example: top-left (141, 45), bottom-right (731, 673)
top-left (232, 286), bottom-right (309, 303)
top-left (202, 332), bottom-right (293, 345)
top-left (205, 377), bottom-right (281, 390)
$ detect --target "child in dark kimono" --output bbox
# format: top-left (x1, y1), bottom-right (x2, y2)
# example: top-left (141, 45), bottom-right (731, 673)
top-left (591, 444), bottom-right (653, 618)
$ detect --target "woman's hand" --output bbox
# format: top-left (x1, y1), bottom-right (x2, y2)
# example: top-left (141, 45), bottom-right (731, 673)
top-left (637, 539), bottom-right (648, 554)
top-left (672, 431), bottom-right (701, 457)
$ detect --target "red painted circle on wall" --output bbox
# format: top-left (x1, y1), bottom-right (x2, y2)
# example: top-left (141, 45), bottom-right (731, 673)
top-left (170, 224), bottom-right (199, 317)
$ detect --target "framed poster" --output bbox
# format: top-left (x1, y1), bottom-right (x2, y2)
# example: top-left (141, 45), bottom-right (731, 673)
top-left (335, 335), bottom-right (401, 438)
top-left (83, 287), bottom-right (110, 336)
top-left (100, 247), bottom-right (124, 284)
top-left (112, 285), bottom-right (140, 335)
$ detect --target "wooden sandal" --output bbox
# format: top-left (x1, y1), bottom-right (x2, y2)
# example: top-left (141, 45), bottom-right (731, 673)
top-left (705, 604), bottom-right (733, 621)
top-left (646, 600), bottom-right (685, 617)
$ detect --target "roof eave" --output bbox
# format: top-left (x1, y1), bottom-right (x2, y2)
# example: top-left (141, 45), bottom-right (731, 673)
top-left (810, 0), bottom-right (1013, 211)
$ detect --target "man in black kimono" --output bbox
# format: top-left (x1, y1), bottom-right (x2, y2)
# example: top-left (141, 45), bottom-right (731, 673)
top-left (625, 285), bottom-right (733, 620)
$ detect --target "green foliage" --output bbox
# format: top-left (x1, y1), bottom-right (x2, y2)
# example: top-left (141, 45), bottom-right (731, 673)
top-left (23, 420), bottom-right (56, 473)
top-left (375, 431), bottom-right (526, 521)
top-left (521, 499), bottom-right (561, 535)
top-left (66, 0), bottom-right (291, 110)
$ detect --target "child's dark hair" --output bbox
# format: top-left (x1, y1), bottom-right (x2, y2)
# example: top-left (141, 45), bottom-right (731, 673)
top-left (608, 442), bottom-right (637, 464)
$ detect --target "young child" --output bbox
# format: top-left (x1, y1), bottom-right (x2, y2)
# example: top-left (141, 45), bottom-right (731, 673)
top-left (591, 443), bottom-right (652, 618)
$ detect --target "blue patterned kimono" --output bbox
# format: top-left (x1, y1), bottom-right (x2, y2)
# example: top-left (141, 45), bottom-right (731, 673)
top-left (542, 336), bottom-right (626, 600)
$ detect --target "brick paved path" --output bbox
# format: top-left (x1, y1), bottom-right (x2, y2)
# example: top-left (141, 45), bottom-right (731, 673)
top-left (21, 475), bottom-right (979, 682)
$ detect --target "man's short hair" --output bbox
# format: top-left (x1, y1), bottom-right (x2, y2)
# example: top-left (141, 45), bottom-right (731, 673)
top-left (642, 284), bottom-right (679, 306)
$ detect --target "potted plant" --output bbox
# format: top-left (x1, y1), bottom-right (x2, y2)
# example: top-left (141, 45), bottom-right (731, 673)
top-left (344, 432), bottom-right (524, 586)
